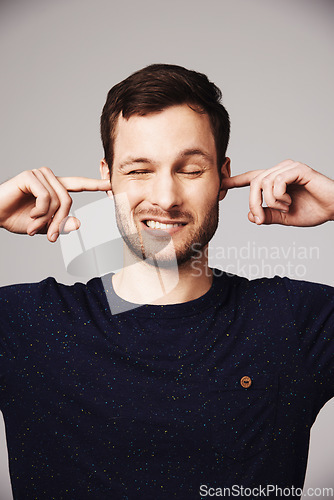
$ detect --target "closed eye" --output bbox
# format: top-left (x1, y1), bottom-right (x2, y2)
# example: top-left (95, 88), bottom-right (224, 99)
top-left (127, 170), bottom-right (151, 175)
top-left (180, 170), bottom-right (203, 176)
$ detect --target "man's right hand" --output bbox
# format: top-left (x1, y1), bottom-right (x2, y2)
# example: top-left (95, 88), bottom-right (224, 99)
top-left (0, 167), bottom-right (112, 242)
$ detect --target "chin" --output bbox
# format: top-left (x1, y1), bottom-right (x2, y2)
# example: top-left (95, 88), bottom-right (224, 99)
top-left (142, 247), bottom-right (199, 269)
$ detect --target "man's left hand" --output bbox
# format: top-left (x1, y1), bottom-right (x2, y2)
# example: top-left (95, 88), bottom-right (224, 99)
top-left (222, 159), bottom-right (334, 226)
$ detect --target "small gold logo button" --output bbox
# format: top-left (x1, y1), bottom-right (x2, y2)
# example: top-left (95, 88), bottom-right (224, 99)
top-left (240, 376), bottom-right (252, 388)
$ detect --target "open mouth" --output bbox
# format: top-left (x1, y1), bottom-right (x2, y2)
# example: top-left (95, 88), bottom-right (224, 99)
top-left (143, 220), bottom-right (186, 229)
top-left (140, 219), bottom-right (187, 234)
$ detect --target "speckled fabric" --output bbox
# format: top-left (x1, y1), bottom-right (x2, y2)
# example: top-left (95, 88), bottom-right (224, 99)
top-left (0, 270), bottom-right (333, 499)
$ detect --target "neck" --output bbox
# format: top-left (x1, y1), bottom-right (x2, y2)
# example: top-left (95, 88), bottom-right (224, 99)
top-left (112, 244), bottom-right (213, 305)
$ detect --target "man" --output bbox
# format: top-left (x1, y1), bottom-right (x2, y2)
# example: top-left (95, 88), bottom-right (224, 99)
top-left (0, 64), bottom-right (333, 499)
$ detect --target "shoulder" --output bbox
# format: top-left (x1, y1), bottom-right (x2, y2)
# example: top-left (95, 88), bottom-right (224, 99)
top-left (213, 269), bottom-right (334, 310)
top-left (0, 275), bottom-right (106, 314)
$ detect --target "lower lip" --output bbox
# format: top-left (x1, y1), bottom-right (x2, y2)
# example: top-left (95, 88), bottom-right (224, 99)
top-left (140, 220), bottom-right (186, 235)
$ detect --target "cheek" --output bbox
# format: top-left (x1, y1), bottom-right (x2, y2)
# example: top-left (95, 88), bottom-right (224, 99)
top-left (198, 193), bottom-right (219, 219)
top-left (197, 182), bottom-right (220, 204)
top-left (112, 180), bottom-right (145, 211)
top-left (127, 189), bottom-right (145, 215)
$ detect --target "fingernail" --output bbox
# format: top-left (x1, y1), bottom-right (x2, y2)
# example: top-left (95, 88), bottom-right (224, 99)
top-left (29, 230), bottom-right (37, 236)
top-left (50, 232), bottom-right (58, 242)
top-left (254, 216), bottom-right (261, 224)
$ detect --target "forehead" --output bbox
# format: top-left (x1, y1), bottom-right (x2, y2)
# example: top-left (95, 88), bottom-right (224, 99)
top-left (113, 104), bottom-right (216, 163)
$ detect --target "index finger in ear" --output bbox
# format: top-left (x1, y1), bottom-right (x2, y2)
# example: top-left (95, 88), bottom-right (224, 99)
top-left (57, 177), bottom-right (112, 192)
top-left (221, 170), bottom-right (264, 189)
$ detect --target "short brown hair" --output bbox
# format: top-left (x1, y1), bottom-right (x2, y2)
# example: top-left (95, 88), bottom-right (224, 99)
top-left (100, 64), bottom-right (230, 173)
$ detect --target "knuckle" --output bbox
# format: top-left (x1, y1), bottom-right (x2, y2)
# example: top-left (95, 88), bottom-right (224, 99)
top-left (23, 169), bottom-right (34, 179)
top-left (39, 166), bottom-right (51, 175)
top-left (57, 197), bottom-right (72, 214)
top-left (49, 198), bottom-right (60, 212)
top-left (53, 199), bottom-right (61, 211)
top-left (39, 190), bottom-right (50, 201)
top-left (262, 177), bottom-right (271, 187)
top-left (250, 178), bottom-right (259, 188)
top-left (64, 194), bottom-right (73, 208)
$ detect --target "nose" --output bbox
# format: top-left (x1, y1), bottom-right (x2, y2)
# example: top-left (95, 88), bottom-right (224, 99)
top-left (149, 171), bottom-right (182, 211)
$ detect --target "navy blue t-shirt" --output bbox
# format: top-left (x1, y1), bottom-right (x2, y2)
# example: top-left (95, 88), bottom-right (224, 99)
top-left (0, 270), bottom-right (333, 499)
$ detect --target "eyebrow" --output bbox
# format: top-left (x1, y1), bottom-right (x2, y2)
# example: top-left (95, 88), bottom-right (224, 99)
top-left (118, 148), bottom-right (215, 171)
top-left (118, 157), bottom-right (154, 172)
top-left (179, 148), bottom-right (214, 163)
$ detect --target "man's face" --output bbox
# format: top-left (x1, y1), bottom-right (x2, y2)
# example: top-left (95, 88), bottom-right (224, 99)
top-left (102, 104), bottom-right (229, 267)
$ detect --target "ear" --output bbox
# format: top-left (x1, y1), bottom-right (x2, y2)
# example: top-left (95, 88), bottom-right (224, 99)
top-left (218, 157), bottom-right (231, 201)
top-left (100, 159), bottom-right (113, 198)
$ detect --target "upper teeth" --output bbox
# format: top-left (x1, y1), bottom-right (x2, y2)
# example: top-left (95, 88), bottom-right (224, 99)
top-left (146, 220), bottom-right (183, 229)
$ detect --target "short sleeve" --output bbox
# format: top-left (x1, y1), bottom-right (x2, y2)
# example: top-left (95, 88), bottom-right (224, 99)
top-left (283, 277), bottom-right (334, 404)
top-left (0, 279), bottom-right (56, 399)
top-left (0, 284), bottom-right (23, 400)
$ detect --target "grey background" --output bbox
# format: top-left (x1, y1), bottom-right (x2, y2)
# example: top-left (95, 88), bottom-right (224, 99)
top-left (0, 0), bottom-right (333, 497)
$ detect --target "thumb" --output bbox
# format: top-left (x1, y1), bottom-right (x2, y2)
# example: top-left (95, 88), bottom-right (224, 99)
top-left (248, 209), bottom-right (288, 225)
top-left (59, 216), bottom-right (81, 234)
